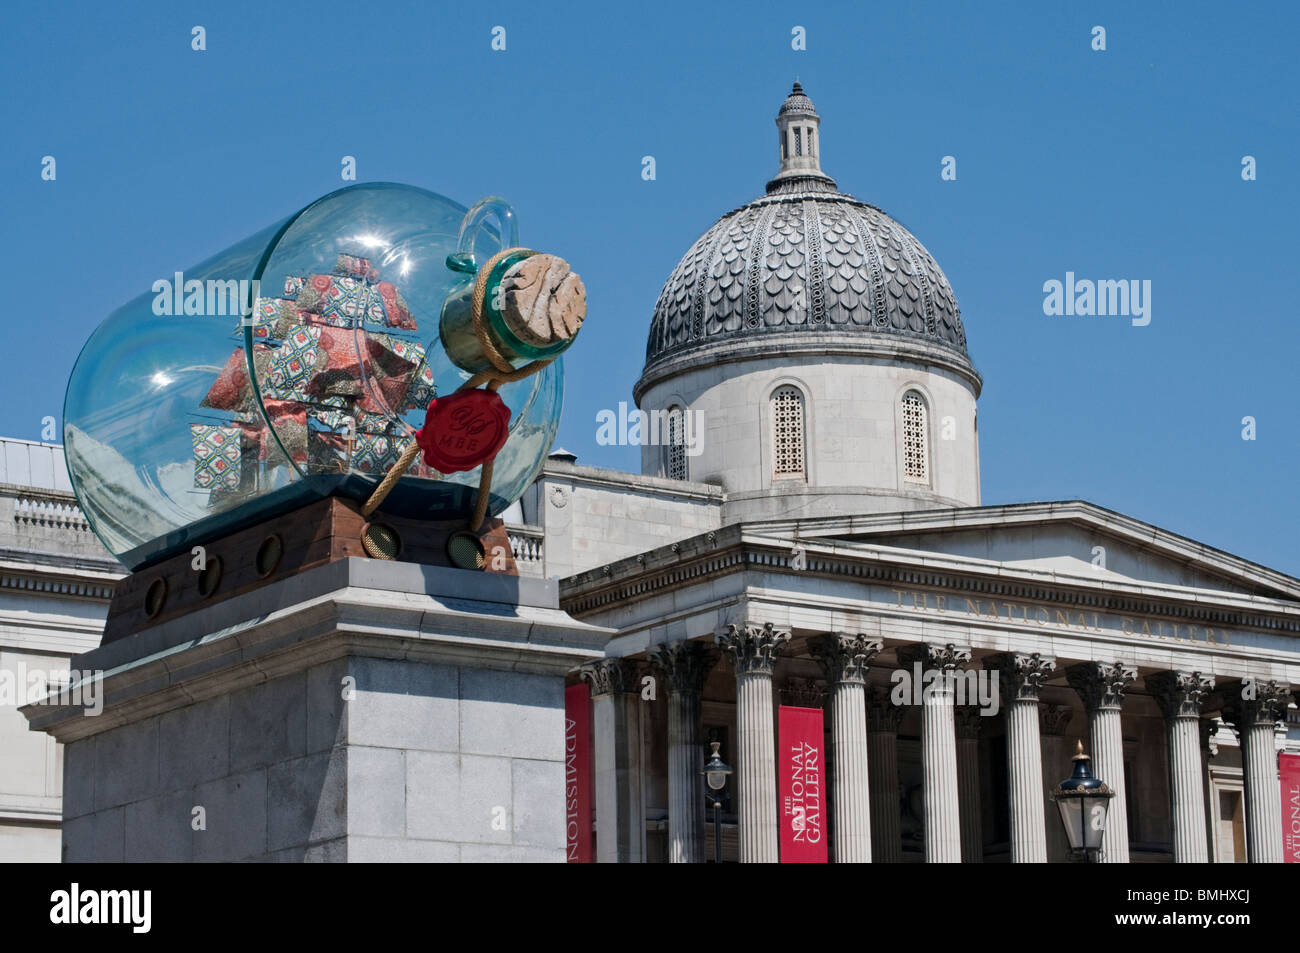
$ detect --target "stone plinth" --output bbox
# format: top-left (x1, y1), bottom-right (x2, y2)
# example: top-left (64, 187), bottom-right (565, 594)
top-left (22, 558), bottom-right (610, 862)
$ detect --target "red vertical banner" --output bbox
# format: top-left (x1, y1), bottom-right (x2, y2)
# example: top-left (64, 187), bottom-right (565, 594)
top-left (1281, 752), bottom-right (1300, 863)
top-left (778, 706), bottom-right (828, 863)
top-left (564, 683), bottom-right (593, 863)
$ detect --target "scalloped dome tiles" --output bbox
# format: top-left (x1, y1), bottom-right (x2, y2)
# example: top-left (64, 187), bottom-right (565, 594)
top-left (644, 84), bottom-right (972, 372)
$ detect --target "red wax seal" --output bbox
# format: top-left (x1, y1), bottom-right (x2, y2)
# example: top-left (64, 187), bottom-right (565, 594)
top-left (415, 389), bottom-right (511, 473)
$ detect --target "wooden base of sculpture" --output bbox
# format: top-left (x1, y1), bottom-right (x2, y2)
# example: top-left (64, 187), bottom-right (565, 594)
top-left (100, 496), bottom-right (517, 645)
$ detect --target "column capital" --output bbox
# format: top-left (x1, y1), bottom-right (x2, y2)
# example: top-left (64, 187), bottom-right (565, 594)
top-left (896, 642), bottom-right (972, 674)
top-left (1147, 671), bottom-right (1215, 721)
top-left (716, 621), bottom-right (791, 677)
top-left (579, 657), bottom-right (641, 697)
top-left (955, 705), bottom-right (984, 740)
top-left (1066, 661), bottom-right (1137, 712)
top-left (780, 676), bottom-right (827, 709)
top-left (648, 639), bottom-right (717, 695)
top-left (1221, 679), bottom-right (1293, 730)
top-left (867, 684), bottom-right (905, 733)
top-left (811, 632), bottom-right (883, 686)
top-left (984, 652), bottom-right (1056, 703)
top-left (1039, 703), bottom-right (1073, 737)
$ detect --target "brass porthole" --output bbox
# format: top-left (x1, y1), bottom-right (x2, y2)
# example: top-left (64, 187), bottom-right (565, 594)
top-left (197, 555), bottom-right (223, 598)
top-left (144, 577), bottom-right (168, 618)
top-left (361, 522), bottom-right (402, 560)
top-left (256, 534), bottom-right (283, 577)
top-left (446, 531), bottom-right (486, 571)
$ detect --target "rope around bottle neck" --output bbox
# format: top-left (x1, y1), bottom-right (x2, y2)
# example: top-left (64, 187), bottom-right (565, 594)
top-left (361, 247), bottom-right (556, 533)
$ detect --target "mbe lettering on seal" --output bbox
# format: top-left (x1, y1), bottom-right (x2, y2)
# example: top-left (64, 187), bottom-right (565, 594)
top-left (438, 405), bottom-right (490, 453)
top-left (778, 706), bottom-right (827, 863)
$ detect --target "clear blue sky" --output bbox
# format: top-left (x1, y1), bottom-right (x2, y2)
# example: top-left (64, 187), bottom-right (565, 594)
top-left (2, 1), bottom-right (1296, 574)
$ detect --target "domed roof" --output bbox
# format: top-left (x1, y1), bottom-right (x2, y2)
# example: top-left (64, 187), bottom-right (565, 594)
top-left (641, 84), bottom-right (976, 391)
top-left (777, 80), bottom-right (817, 117)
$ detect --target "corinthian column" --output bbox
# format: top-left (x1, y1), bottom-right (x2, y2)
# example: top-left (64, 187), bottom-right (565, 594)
top-left (898, 643), bottom-right (970, 863)
top-left (812, 633), bottom-right (883, 863)
top-left (1067, 661), bottom-right (1137, 863)
top-left (1222, 679), bottom-right (1292, 863)
top-left (867, 685), bottom-right (904, 863)
top-left (579, 658), bottom-right (644, 863)
top-left (1147, 671), bottom-right (1215, 863)
top-left (1039, 704), bottom-right (1073, 862)
top-left (648, 640), bottom-right (717, 863)
top-left (986, 652), bottom-right (1055, 863)
top-left (715, 621), bottom-right (791, 863)
top-left (955, 707), bottom-right (984, 863)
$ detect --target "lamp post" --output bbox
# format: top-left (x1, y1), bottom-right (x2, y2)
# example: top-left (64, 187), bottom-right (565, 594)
top-left (701, 741), bottom-right (732, 864)
top-left (1051, 740), bottom-right (1114, 863)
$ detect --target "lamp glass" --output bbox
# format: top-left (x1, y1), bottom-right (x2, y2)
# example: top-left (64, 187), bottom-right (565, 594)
top-left (1056, 798), bottom-right (1084, 851)
top-left (1084, 798), bottom-right (1109, 852)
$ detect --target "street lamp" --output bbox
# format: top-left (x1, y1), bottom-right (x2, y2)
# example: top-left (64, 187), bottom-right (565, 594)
top-left (1051, 740), bottom-right (1114, 862)
top-left (701, 741), bottom-right (732, 864)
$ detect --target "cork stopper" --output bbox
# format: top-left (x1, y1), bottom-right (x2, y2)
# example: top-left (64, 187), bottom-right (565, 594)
top-left (499, 254), bottom-right (586, 349)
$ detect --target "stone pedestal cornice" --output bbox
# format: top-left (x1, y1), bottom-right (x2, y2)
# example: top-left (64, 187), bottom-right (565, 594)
top-left (21, 558), bottom-right (611, 744)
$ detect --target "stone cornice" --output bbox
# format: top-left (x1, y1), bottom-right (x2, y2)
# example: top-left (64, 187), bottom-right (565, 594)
top-left (635, 331), bottom-right (983, 404)
top-left (742, 501), bottom-right (1300, 602)
top-left (560, 527), bottom-right (1300, 637)
top-left (21, 559), bottom-right (611, 744)
top-left (0, 481), bottom-right (77, 502)
top-left (538, 459), bottom-right (723, 503)
top-left (0, 550), bottom-right (121, 601)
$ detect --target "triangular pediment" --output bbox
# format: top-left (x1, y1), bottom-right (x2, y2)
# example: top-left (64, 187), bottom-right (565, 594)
top-left (753, 501), bottom-right (1299, 602)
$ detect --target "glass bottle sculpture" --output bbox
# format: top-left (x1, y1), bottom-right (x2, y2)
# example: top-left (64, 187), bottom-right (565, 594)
top-left (63, 183), bottom-right (583, 570)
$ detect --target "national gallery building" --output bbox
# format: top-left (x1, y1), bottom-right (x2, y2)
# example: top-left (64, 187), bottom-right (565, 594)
top-left (2, 85), bottom-right (1297, 866)
top-left (522, 85), bottom-right (1300, 863)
